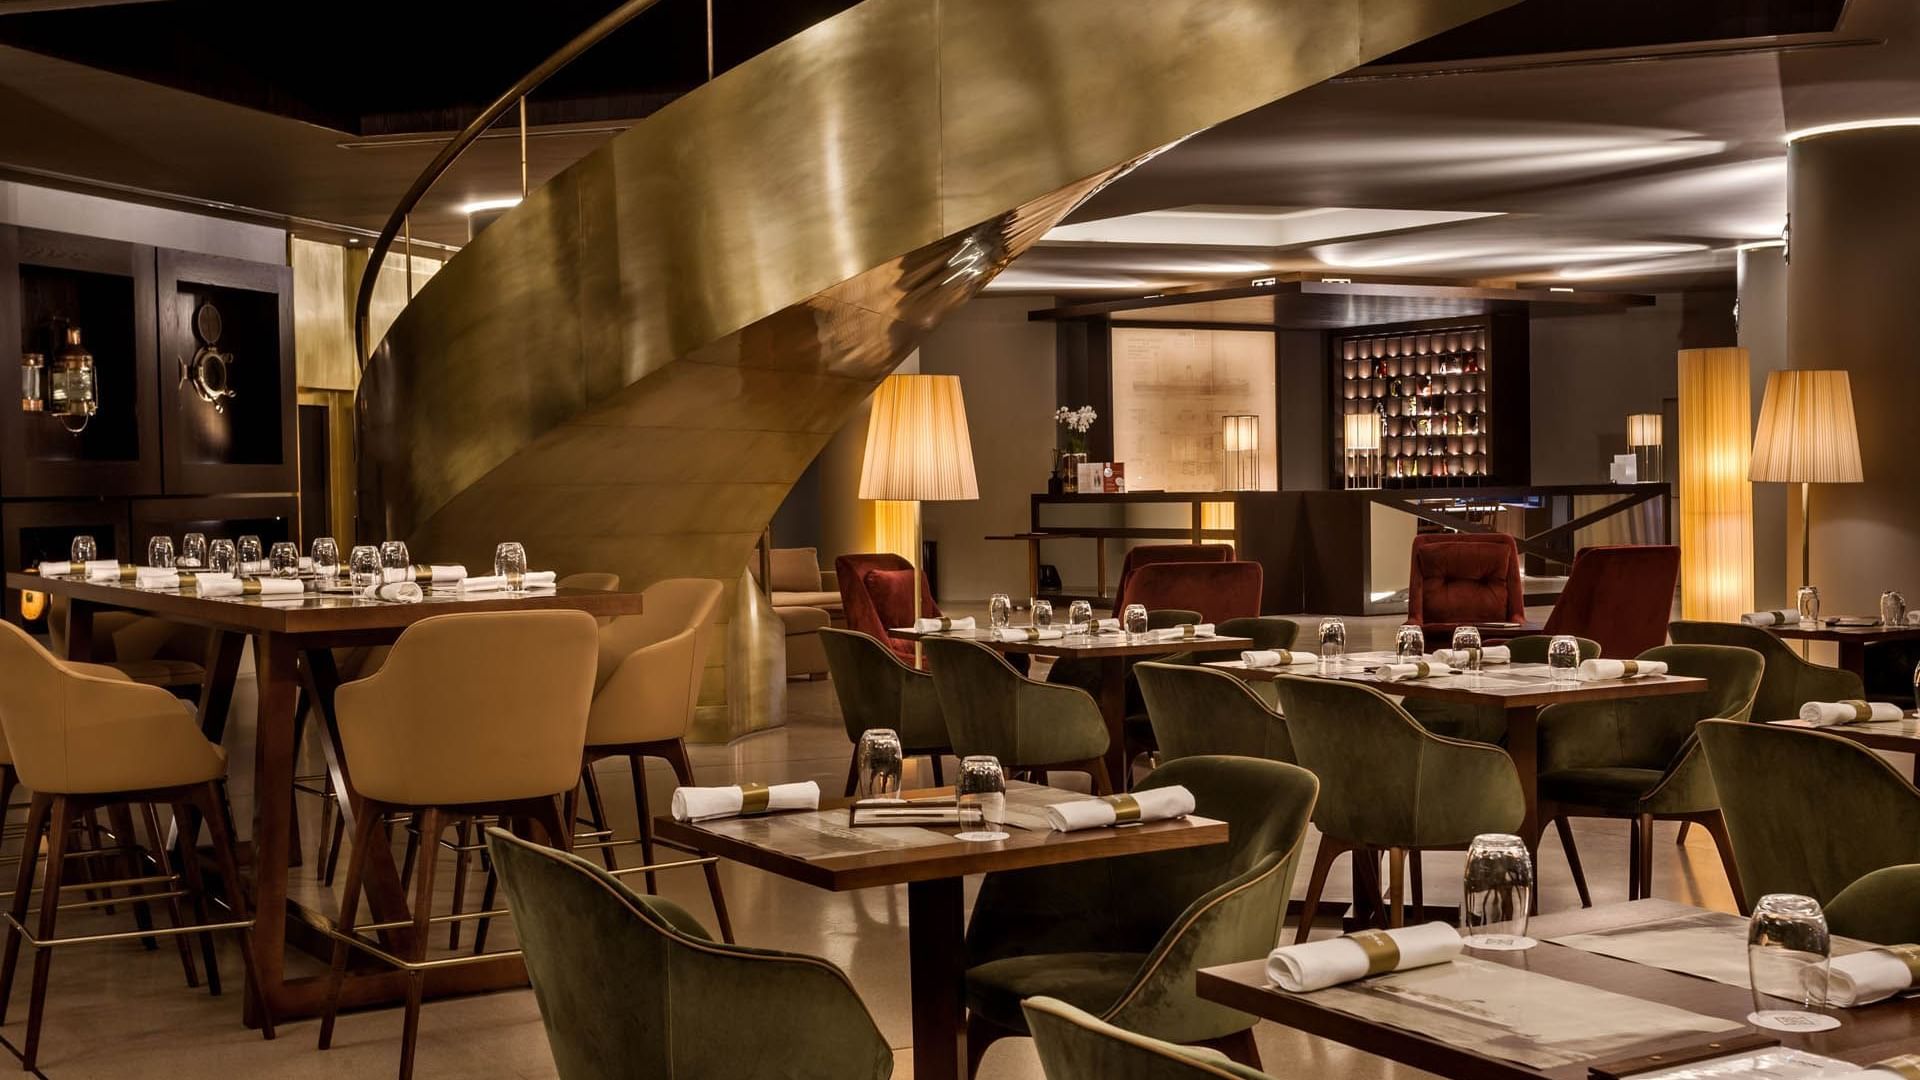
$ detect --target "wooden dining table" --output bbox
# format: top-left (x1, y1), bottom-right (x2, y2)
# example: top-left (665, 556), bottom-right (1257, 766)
top-left (1199, 898), bottom-right (1920, 1080)
top-left (891, 626), bottom-right (1254, 791)
top-left (654, 781), bottom-right (1226, 1080)
top-left (1767, 620), bottom-right (1920, 680)
top-left (1776, 715), bottom-right (1920, 782)
top-left (6, 569), bottom-right (643, 1022)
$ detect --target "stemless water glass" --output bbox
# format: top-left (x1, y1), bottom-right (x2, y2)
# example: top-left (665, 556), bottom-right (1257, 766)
top-left (1461, 833), bottom-right (1535, 950)
top-left (1395, 623), bottom-right (1425, 660)
top-left (380, 540), bottom-right (411, 571)
top-left (1123, 603), bottom-right (1149, 641)
top-left (237, 535), bottom-right (263, 566)
top-left (1548, 634), bottom-right (1582, 684)
top-left (146, 535), bottom-right (175, 570)
top-left (208, 539), bottom-right (237, 575)
top-left (1318, 618), bottom-right (1347, 673)
top-left (1452, 625), bottom-right (1484, 674)
top-left (70, 535), bottom-right (96, 563)
top-left (1747, 893), bottom-right (1838, 1032)
top-left (955, 755), bottom-right (1010, 843)
top-left (988, 593), bottom-right (1013, 633)
top-left (494, 541), bottom-right (528, 589)
top-left (180, 532), bottom-right (207, 569)
top-left (349, 544), bottom-right (381, 589)
top-left (269, 541), bottom-right (301, 579)
top-left (1068, 599), bottom-right (1095, 637)
top-left (310, 537), bottom-right (340, 582)
top-left (1797, 585), bottom-right (1821, 627)
top-left (1880, 589), bottom-right (1907, 627)
top-left (1031, 599), bottom-right (1053, 631)
top-left (856, 728), bottom-right (903, 799)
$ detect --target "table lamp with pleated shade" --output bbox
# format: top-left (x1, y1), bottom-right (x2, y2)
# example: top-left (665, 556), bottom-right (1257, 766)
top-left (858, 374), bottom-right (979, 659)
top-left (1749, 369), bottom-right (1863, 590)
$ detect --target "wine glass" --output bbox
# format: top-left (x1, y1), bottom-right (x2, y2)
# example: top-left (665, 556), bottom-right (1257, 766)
top-left (146, 535), bottom-right (175, 570)
top-left (1395, 623), bottom-right (1425, 660)
top-left (380, 540), bottom-right (410, 571)
top-left (856, 729), bottom-right (903, 799)
top-left (1461, 834), bottom-right (1535, 950)
top-left (1548, 635), bottom-right (1582, 684)
top-left (310, 537), bottom-right (340, 582)
top-left (1318, 618), bottom-right (1346, 673)
top-left (1031, 599), bottom-right (1053, 632)
top-left (988, 593), bottom-right (1013, 635)
top-left (1747, 894), bottom-right (1838, 1032)
top-left (237, 535), bottom-right (263, 567)
top-left (494, 541), bottom-right (527, 589)
top-left (269, 541), bottom-right (301, 579)
top-left (1797, 585), bottom-right (1821, 627)
top-left (1452, 626), bottom-right (1484, 675)
top-left (180, 532), bottom-right (207, 569)
top-left (207, 539), bottom-right (237, 575)
top-left (1123, 603), bottom-right (1149, 641)
top-left (1068, 600), bottom-right (1094, 637)
top-left (70, 535), bottom-right (96, 564)
top-left (349, 545), bottom-right (380, 589)
top-left (955, 755), bottom-right (1010, 843)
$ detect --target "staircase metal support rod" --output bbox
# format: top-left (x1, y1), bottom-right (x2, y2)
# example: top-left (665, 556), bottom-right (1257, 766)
top-left (519, 98), bottom-right (529, 197)
top-left (353, 0), bottom-right (667, 365)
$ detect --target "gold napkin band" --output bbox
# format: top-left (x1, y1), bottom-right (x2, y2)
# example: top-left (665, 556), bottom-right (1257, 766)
top-left (937, 616), bottom-right (954, 630)
top-left (1102, 794), bottom-right (1142, 823)
top-left (109, 565), bottom-right (138, 583)
top-left (241, 579), bottom-right (265, 595)
top-left (1414, 662), bottom-right (1433, 678)
top-left (1275, 651), bottom-right (1295, 665)
top-left (1873, 1056), bottom-right (1920, 1080)
top-left (1019, 627), bottom-right (1042, 641)
top-left (1621, 660), bottom-right (1639, 677)
top-left (1179, 624), bottom-right (1199, 639)
top-left (176, 572), bottom-right (199, 587)
top-left (1846, 699), bottom-right (1873, 722)
top-left (737, 783), bottom-right (771, 815)
top-left (1349, 930), bottom-right (1401, 976)
top-left (412, 564), bottom-right (433, 584)
top-left (1886, 944), bottom-right (1920, 984)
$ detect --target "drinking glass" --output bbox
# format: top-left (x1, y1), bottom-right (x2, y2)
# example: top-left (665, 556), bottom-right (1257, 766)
top-left (955, 755), bottom-right (1009, 843)
top-left (70, 535), bottom-right (96, 563)
top-left (1123, 603), bottom-right (1149, 641)
top-left (494, 541), bottom-right (528, 589)
top-left (269, 541), bottom-right (301, 579)
top-left (237, 535), bottom-right (263, 566)
top-left (1548, 635), bottom-right (1582, 684)
top-left (1461, 834), bottom-right (1535, 950)
top-left (180, 532), bottom-right (207, 569)
top-left (1747, 894), bottom-right (1838, 1032)
top-left (1395, 623), bottom-right (1425, 660)
top-left (1880, 589), bottom-right (1907, 627)
top-left (1317, 618), bottom-right (1346, 673)
top-left (1031, 599), bottom-right (1053, 631)
top-left (856, 729), bottom-right (903, 799)
top-left (1451, 626), bottom-right (1484, 674)
top-left (1797, 585), bottom-right (1821, 627)
top-left (988, 593), bottom-right (1013, 633)
top-left (208, 539), bottom-right (237, 575)
top-left (310, 537), bottom-right (340, 582)
top-left (146, 535), bottom-right (175, 570)
top-left (349, 545), bottom-right (381, 589)
top-left (1069, 600), bottom-right (1095, 637)
top-left (380, 540), bottom-right (411, 571)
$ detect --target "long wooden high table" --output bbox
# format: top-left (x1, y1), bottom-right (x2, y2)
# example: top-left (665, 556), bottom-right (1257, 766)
top-left (1767, 620), bottom-right (1920, 679)
top-left (6, 571), bottom-right (643, 1021)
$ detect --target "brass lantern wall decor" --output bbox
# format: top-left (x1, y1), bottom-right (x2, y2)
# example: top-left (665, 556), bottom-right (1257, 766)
top-left (48, 326), bottom-right (98, 433)
top-left (178, 302), bottom-right (238, 412)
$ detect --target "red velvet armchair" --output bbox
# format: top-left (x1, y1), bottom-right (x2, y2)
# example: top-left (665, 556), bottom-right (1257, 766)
top-left (1542, 544), bottom-right (1681, 659)
top-left (1111, 544), bottom-right (1233, 614)
top-left (1407, 533), bottom-right (1526, 648)
top-left (834, 553), bottom-right (941, 665)
top-left (1120, 561), bottom-right (1263, 624)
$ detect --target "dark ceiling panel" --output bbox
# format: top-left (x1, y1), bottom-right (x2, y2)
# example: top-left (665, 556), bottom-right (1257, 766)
top-left (1369, 0), bottom-right (1849, 65)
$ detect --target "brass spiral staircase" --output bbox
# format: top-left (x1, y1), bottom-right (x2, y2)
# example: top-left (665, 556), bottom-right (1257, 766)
top-left (353, 0), bottom-right (1516, 736)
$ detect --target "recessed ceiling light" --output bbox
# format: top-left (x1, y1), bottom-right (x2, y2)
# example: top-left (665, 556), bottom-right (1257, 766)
top-left (1549, 287), bottom-right (1574, 293)
top-left (1785, 118), bottom-right (1920, 144)
top-left (347, 238), bottom-right (359, 245)
top-left (459, 197), bottom-right (523, 215)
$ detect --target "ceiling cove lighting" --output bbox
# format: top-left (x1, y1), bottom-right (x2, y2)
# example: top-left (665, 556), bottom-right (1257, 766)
top-left (459, 197), bottom-right (524, 215)
top-left (1785, 118), bottom-right (1920, 144)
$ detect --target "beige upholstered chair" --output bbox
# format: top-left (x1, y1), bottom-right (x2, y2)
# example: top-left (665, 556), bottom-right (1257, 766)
top-left (47, 596), bottom-right (207, 691)
top-left (573, 578), bottom-right (733, 940)
top-left (0, 622), bottom-right (271, 1071)
top-left (318, 610), bottom-right (598, 1080)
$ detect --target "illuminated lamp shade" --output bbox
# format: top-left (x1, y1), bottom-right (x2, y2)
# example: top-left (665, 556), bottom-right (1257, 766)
top-left (1221, 414), bottom-right (1260, 491)
top-left (1342, 412), bottom-right (1382, 490)
top-left (1749, 369), bottom-right (1863, 588)
top-left (1627, 412), bottom-right (1663, 484)
top-left (1676, 349), bottom-right (1754, 621)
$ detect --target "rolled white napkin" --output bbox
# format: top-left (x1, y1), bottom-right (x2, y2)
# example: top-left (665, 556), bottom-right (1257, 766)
top-left (670, 780), bottom-right (820, 823)
top-left (239, 560), bottom-right (270, 575)
top-left (1144, 624), bottom-right (1217, 644)
top-left (135, 569), bottom-right (232, 591)
top-left (1379, 661), bottom-right (1458, 682)
top-left (363, 581), bottom-right (424, 603)
top-left (1826, 946), bottom-right (1920, 1007)
top-left (1800, 700), bottom-right (1907, 727)
top-left (1091, 618), bottom-right (1121, 633)
top-left (1242, 649), bottom-right (1317, 668)
top-left (913, 615), bottom-right (975, 632)
top-left (1266, 922), bottom-right (1462, 992)
top-left (1044, 785), bottom-right (1194, 832)
top-left (1821, 1057), bottom-right (1920, 1080)
top-left (37, 559), bottom-right (119, 577)
top-left (995, 626), bottom-right (1064, 642)
top-left (198, 576), bottom-right (303, 598)
top-left (522, 570), bottom-right (558, 589)
top-left (298, 557), bottom-right (314, 572)
top-left (443, 570), bottom-right (557, 592)
top-left (1577, 658), bottom-right (1668, 681)
top-left (1742, 610), bottom-right (1801, 627)
top-left (84, 563), bottom-right (142, 583)
top-left (1433, 645), bottom-right (1510, 666)
top-left (1908, 612), bottom-right (1920, 627)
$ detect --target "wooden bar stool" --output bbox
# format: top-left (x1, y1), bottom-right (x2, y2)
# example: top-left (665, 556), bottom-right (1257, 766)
top-left (316, 610), bottom-right (598, 1080)
top-left (0, 622), bottom-right (272, 1072)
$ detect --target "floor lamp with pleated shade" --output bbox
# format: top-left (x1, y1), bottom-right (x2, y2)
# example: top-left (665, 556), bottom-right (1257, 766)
top-left (858, 374), bottom-right (979, 663)
top-left (1749, 369), bottom-right (1863, 592)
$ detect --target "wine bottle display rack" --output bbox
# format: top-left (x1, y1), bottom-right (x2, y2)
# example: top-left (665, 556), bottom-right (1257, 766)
top-left (1334, 321), bottom-right (1498, 487)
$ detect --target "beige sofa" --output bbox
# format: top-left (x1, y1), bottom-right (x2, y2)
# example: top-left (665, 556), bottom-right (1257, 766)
top-left (755, 547), bottom-right (842, 680)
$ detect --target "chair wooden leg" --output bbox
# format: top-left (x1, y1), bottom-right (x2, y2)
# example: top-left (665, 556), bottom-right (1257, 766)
top-left (1386, 847), bottom-right (1408, 929)
top-left (1195, 1028), bottom-right (1261, 1069)
top-left (0, 792), bottom-right (52, 1026)
top-left (21, 794), bottom-right (73, 1071)
top-left (447, 818), bottom-right (471, 951)
top-left (1675, 820), bottom-right (1692, 845)
top-left (966, 1011), bottom-right (1016, 1079)
top-left (1294, 837), bottom-right (1345, 944)
top-left (318, 800), bottom-right (383, 1051)
top-left (399, 821), bottom-right (421, 890)
top-left (196, 783), bottom-right (272, 1039)
top-left (170, 798), bottom-right (222, 997)
top-left (397, 807), bottom-right (443, 1080)
top-left (1409, 849), bottom-right (1425, 917)
top-left (141, 801), bottom-right (201, 989)
top-left (323, 813), bottom-right (346, 886)
top-left (660, 741), bottom-right (734, 945)
top-left (928, 752), bottom-right (944, 787)
top-left (1550, 814), bottom-right (1592, 908)
top-left (843, 747), bottom-right (860, 798)
top-left (1631, 813), bottom-right (1656, 900)
top-left (1700, 812), bottom-right (1748, 914)
top-left (628, 755), bottom-right (658, 895)
top-left (472, 863), bottom-right (499, 956)
top-left (580, 764), bottom-right (619, 871)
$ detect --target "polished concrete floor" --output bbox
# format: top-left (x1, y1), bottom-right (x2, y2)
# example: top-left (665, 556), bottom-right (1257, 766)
top-left (1, 610), bottom-right (1872, 1079)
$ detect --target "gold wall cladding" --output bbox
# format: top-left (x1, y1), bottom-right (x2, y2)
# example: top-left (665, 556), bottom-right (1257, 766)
top-left (359, 0), bottom-right (1518, 611)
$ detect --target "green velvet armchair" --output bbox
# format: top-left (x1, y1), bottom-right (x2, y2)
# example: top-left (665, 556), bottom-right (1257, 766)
top-left (820, 628), bottom-right (952, 794)
top-left (962, 755), bottom-right (1318, 1077)
top-left (1536, 643), bottom-right (1762, 909)
top-left (923, 636), bottom-right (1112, 794)
top-left (1667, 620), bottom-right (1864, 722)
top-left (1024, 997), bottom-right (1274, 1080)
top-left (1696, 720), bottom-right (1920, 941)
top-left (1271, 674), bottom-right (1523, 937)
top-left (485, 827), bottom-right (892, 1080)
top-left (1402, 635), bottom-right (1599, 744)
top-left (1135, 662), bottom-right (1294, 764)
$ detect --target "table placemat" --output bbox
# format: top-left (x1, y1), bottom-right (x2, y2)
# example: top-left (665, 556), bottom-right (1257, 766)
top-left (1548, 909), bottom-right (1873, 992)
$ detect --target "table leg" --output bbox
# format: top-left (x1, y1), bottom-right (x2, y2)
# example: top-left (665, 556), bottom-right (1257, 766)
top-left (1838, 640), bottom-right (1867, 681)
top-left (248, 633), bottom-right (298, 1020)
top-left (1097, 659), bottom-right (1128, 792)
top-left (195, 631), bottom-right (246, 743)
top-left (62, 598), bottom-right (93, 661)
top-left (1505, 704), bottom-right (1541, 913)
top-left (1025, 540), bottom-right (1040, 601)
top-left (908, 877), bottom-right (966, 1080)
top-left (1096, 539), bottom-right (1107, 601)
